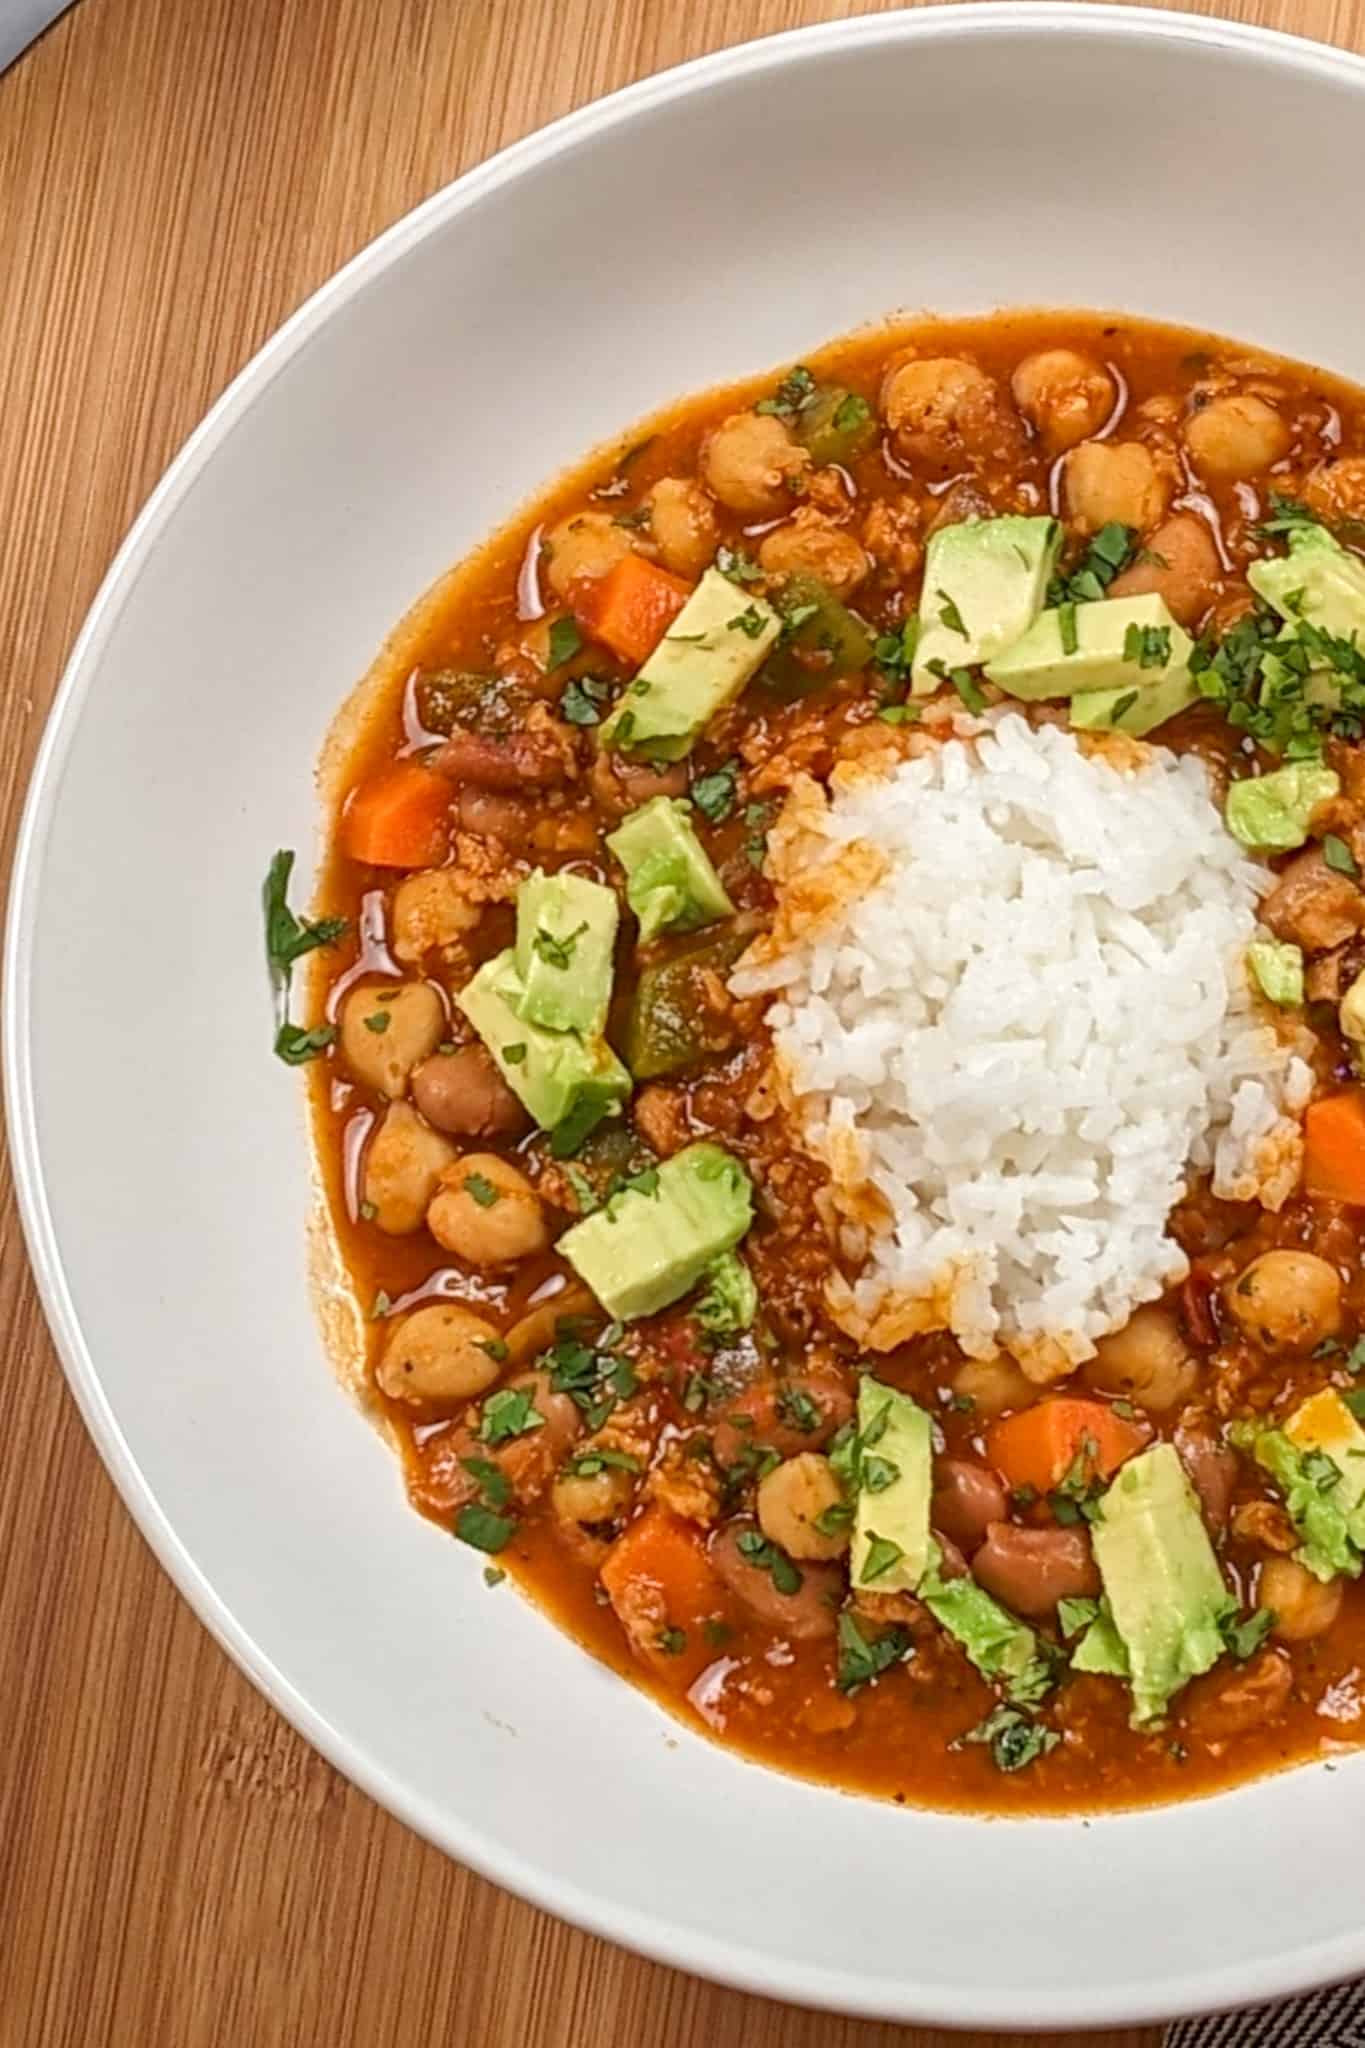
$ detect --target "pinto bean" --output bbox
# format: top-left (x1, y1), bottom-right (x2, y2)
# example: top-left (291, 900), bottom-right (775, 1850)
top-left (1261, 846), bottom-right (1365, 953)
top-left (493, 1370), bottom-right (582, 1505)
top-left (711, 1368), bottom-right (854, 1467)
top-left (971, 1523), bottom-right (1100, 1619)
top-left (931, 1459), bottom-right (1008, 1555)
top-left (411, 1045), bottom-right (528, 1139)
top-left (432, 725), bottom-right (574, 791)
top-left (1108, 511), bottom-right (1221, 629)
top-left (1174, 1414), bottom-right (1238, 1534)
top-left (708, 1519), bottom-right (841, 1639)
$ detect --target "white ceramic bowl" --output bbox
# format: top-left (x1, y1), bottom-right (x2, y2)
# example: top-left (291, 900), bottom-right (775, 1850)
top-left (10, 6), bottom-right (1365, 2028)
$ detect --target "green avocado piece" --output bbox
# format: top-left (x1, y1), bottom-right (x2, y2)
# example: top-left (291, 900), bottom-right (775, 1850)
top-left (920, 1565), bottom-right (1057, 1707)
top-left (848, 1379), bottom-right (933, 1595)
top-left (456, 949), bottom-right (630, 1150)
top-left (694, 1249), bottom-right (757, 1336)
top-left (513, 869), bottom-right (619, 1037)
top-left (1074, 1442), bottom-right (1230, 1726)
top-left (1246, 938), bottom-right (1304, 1007)
top-left (911, 515), bottom-right (1062, 695)
top-left (1236, 1389), bottom-right (1365, 1582)
top-left (606, 796), bottom-right (733, 944)
top-left (557, 1141), bottom-right (754, 1321)
top-left (1067, 662), bottom-right (1201, 737)
top-left (597, 568), bottom-right (781, 761)
top-left (1249, 521), bottom-right (1365, 638)
top-left (987, 592), bottom-right (1192, 702)
top-left (1224, 761), bottom-right (1340, 851)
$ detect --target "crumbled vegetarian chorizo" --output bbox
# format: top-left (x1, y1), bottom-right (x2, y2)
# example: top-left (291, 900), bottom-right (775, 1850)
top-left (1261, 846), bottom-right (1365, 953)
top-left (632, 1082), bottom-right (690, 1157)
top-left (757, 507), bottom-right (870, 596)
top-left (1231, 1498), bottom-right (1298, 1553)
top-left (860, 497), bottom-right (923, 581)
top-left (648, 1439), bottom-right (724, 1525)
top-left (1302, 453), bottom-right (1365, 527)
top-left (1183, 1649), bottom-right (1294, 1742)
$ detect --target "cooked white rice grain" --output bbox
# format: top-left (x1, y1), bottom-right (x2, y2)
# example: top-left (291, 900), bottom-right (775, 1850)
top-left (731, 712), bottom-right (1312, 1369)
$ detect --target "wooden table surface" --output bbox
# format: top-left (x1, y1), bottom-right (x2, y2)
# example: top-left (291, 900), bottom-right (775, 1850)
top-left (2, 0), bottom-right (1361, 2041)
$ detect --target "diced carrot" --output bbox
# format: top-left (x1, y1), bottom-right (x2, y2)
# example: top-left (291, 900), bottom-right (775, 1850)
top-left (599, 1506), bottom-right (729, 1688)
top-left (575, 554), bottom-right (693, 667)
top-left (341, 759), bottom-right (452, 869)
top-left (986, 1398), bottom-right (1148, 1498)
top-left (1304, 1090), bottom-right (1365, 1204)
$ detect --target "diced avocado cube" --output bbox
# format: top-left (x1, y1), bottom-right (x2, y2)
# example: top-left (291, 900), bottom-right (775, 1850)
top-left (1247, 938), bottom-right (1304, 1007)
top-left (1074, 1443), bottom-right (1230, 1725)
top-left (606, 796), bottom-right (733, 944)
top-left (987, 592), bottom-right (1192, 702)
top-left (1068, 663), bottom-right (1200, 738)
top-left (557, 1141), bottom-right (754, 1322)
top-left (919, 1566), bottom-right (1056, 1707)
top-left (1224, 762), bottom-right (1339, 851)
top-left (456, 949), bottom-right (630, 1147)
top-left (849, 1379), bottom-right (933, 1595)
top-left (513, 869), bottom-right (619, 1037)
top-left (1249, 521), bottom-right (1365, 639)
top-left (758, 576), bottom-right (876, 701)
top-left (598, 568), bottom-right (781, 760)
top-left (911, 515), bottom-right (1062, 696)
top-left (1239, 1389), bottom-right (1365, 1582)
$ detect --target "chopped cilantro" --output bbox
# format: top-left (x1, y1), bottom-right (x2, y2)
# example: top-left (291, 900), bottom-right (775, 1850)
top-left (1323, 834), bottom-right (1359, 878)
top-left (546, 616), bottom-right (583, 669)
top-left (728, 605), bottom-right (768, 640)
top-left (858, 1532), bottom-right (904, 1584)
top-left (1058, 599), bottom-right (1079, 657)
top-left (755, 365), bottom-right (816, 421)
top-left (483, 1565), bottom-right (507, 1587)
top-left (961, 1705), bottom-right (1060, 1773)
top-left (834, 392), bottom-right (872, 435)
top-left (691, 756), bottom-right (741, 823)
top-left (363, 1009), bottom-right (391, 1035)
top-left (836, 1611), bottom-right (911, 1694)
top-left (1219, 1605), bottom-right (1275, 1662)
top-left (656, 1626), bottom-right (687, 1655)
top-left (715, 544), bottom-right (761, 585)
top-left (274, 1021), bottom-right (336, 1066)
top-left (560, 675), bottom-right (606, 726)
top-left (370, 1289), bottom-right (392, 1320)
top-left (478, 1387), bottom-right (546, 1444)
top-left (776, 1385), bottom-right (821, 1434)
top-left (455, 1504), bottom-right (516, 1554)
top-left (263, 849), bottom-right (348, 992)
top-left (464, 1171), bottom-right (502, 1208)
top-left (938, 593), bottom-right (969, 639)
top-left (1123, 622), bottom-right (1173, 671)
top-left (503, 1043), bottom-right (528, 1065)
top-left (460, 1455), bottom-right (512, 1508)
top-left (532, 919), bottom-right (589, 969)
top-left (1049, 522), bottom-right (1136, 605)
top-left (1109, 689), bottom-right (1139, 725)
top-left (736, 1527), bottom-right (803, 1595)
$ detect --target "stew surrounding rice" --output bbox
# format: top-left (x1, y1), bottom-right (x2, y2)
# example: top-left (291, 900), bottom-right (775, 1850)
top-left (271, 309), bottom-right (1365, 1811)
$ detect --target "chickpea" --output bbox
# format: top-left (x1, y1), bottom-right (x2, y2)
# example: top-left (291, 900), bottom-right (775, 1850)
top-left (951, 1352), bottom-right (1035, 1418)
top-left (362, 1101), bottom-right (457, 1234)
top-left (427, 1153), bottom-right (549, 1265)
top-left (756, 1453), bottom-right (849, 1561)
top-left (757, 507), bottom-right (870, 596)
top-left (645, 477), bottom-right (718, 578)
top-left (701, 411), bottom-right (810, 516)
top-left (1185, 393), bottom-right (1290, 480)
top-left (339, 980), bottom-right (444, 1099)
top-left (1259, 1555), bottom-right (1344, 1641)
top-left (1303, 454), bottom-right (1365, 528)
top-left (880, 355), bottom-right (1005, 469)
top-left (1108, 510), bottom-right (1222, 629)
top-left (391, 868), bottom-right (477, 965)
top-left (1083, 1305), bottom-right (1197, 1413)
top-left (1064, 440), bottom-right (1172, 535)
top-left (376, 1302), bottom-right (503, 1406)
top-left (412, 1045), bottom-right (527, 1139)
top-left (552, 1463), bottom-right (635, 1526)
top-left (1010, 348), bottom-right (1115, 456)
top-left (543, 510), bottom-right (635, 601)
top-left (1224, 1249), bottom-right (1342, 1353)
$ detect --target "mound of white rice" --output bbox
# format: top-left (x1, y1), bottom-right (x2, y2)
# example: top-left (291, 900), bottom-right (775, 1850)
top-left (732, 712), bottom-right (1313, 1374)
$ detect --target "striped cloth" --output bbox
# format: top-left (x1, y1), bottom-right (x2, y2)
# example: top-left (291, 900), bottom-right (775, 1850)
top-left (1168, 1982), bottom-right (1365, 2045)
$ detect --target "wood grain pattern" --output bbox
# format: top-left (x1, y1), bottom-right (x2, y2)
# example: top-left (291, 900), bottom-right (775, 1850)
top-left (1, 0), bottom-right (1362, 2041)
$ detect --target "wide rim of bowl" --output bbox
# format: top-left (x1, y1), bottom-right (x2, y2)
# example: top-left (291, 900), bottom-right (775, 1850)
top-left (9, 5), bottom-right (1365, 2028)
